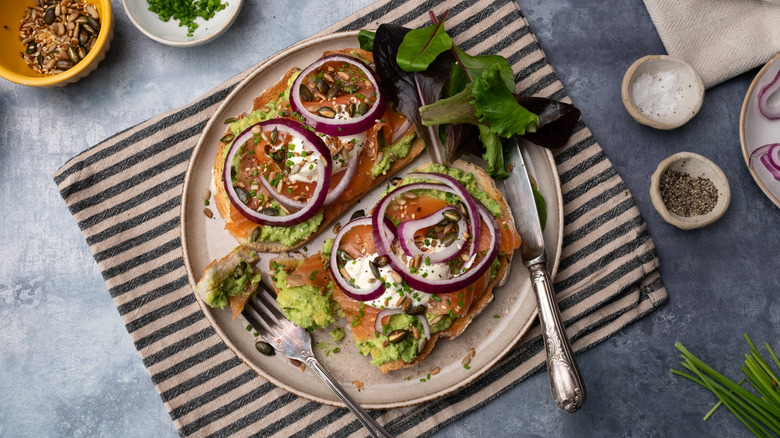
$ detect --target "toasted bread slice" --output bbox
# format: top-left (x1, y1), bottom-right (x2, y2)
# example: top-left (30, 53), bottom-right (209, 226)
top-left (376, 160), bottom-right (516, 372)
top-left (213, 48), bottom-right (425, 253)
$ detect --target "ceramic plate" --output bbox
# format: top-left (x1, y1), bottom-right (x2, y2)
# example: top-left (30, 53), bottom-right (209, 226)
top-left (180, 31), bottom-right (563, 409)
top-left (740, 52), bottom-right (780, 208)
top-left (122, 0), bottom-right (243, 47)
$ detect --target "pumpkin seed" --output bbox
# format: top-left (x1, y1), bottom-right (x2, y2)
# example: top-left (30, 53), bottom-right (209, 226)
top-left (250, 226), bottom-right (261, 242)
top-left (317, 107), bottom-right (336, 118)
top-left (87, 15), bottom-right (100, 31)
top-left (255, 341), bottom-right (275, 356)
top-left (443, 209), bottom-right (461, 222)
top-left (260, 207), bottom-right (278, 216)
top-left (82, 23), bottom-right (96, 35)
top-left (337, 250), bottom-right (353, 265)
top-left (271, 126), bottom-right (278, 144)
top-left (374, 255), bottom-right (388, 267)
top-left (350, 209), bottom-right (365, 221)
top-left (326, 82), bottom-right (340, 100)
top-left (388, 330), bottom-right (408, 344)
top-left (357, 102), bottom-right (369, 115)
top-left (406, 304), bottom-right (425, 316)
top-left (299, 84), bottom-right (313, 101)
top-left (234, 186), bottom-right (250, 204)
top-left (440, 231), bottom-right (458, 247)
top-left (220, 133), bottom-right (235, 143)
top-left (369, 260), bottom-right (381, 280)
top-left (401, 297), bottom-right (412, 313)
top-left (316, 78), bottom-right (329, 94)
top-left (376, 126), bottom-right (386, 150)
top-left (44, 7), bottom-right (56, 24)
top-left (346, 102), bottom-right (356, 117)
top-left (77, 46), bottom-right (87, 60)
top-left (343, 84), bottom-right (361, 94)
top-left (67, 46), bottom-right (79, 64)
top-left (26, 42), bottom-right (36, 55)
top-left (390, 176), bottom-right (403, 186)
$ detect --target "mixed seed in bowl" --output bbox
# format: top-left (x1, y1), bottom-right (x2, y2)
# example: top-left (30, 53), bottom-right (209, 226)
top-left (19, 0), bottom-right (101, 75)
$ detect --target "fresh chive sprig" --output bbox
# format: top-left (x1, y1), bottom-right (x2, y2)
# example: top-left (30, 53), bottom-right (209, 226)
top-left (671, 335), bottom-right (780, 437)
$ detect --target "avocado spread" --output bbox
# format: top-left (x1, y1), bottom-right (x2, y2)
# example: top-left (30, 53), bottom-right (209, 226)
top-left (197, 248), bottom-right (261, 309)
top-left (272, 262), bottom-right (336, 330)
top-left (358, 313), bottom-right (426, 366)
top-left (401, 163), bottom-right (503, 218)
top-left (370, 132), bottom-right (416, 177)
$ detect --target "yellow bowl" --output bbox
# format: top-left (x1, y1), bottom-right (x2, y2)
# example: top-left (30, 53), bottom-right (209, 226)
top-left (0, 0), bottom-right (113, 87)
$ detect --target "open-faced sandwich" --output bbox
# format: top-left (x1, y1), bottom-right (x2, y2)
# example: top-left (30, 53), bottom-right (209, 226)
top-left (193, 13), bottom-right (581, 374)
top-left (268, 161), bottom-right (521, 372)
top-left (212, 48), bottom-right (424, 253)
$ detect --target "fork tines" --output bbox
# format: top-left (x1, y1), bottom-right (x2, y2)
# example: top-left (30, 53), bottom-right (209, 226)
top-left (243, 281), bottom-right (287, 340)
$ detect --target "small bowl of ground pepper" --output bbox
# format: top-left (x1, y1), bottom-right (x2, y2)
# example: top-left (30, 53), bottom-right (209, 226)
top-left (650, 152), bottom-right (731, 230)
top-left (0, 0), bottom-right (113, 87)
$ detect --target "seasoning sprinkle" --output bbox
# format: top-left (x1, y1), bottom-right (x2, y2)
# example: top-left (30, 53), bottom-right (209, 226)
top-left (659, 169), bottom-right (718, 217)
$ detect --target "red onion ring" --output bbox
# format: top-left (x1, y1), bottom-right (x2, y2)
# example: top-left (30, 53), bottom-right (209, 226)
top-left (324, 144), bottom-right (361, 205)
top-left (759, 70), bottom-right (780, 120)
top-left (371, 181), bottom-right (500, 294)
top-left (290, 55), bottom-right (388, 136)
top-left (391, 119), bottom-right (412, 143)
top-left (406, 172), bottom-right (481, 254)
top-left (374, 308), bottom-right (403, 333)
top-left (415, 314), bottom-right (431, 340)
top-left (750, 143), bottom-right (780, 180)
top-left (329, 216), bottom-right (385, 301)
top-left (397, 206), bottom-right (468, 263)
top-left (223, 118), bottom-right (332, 226)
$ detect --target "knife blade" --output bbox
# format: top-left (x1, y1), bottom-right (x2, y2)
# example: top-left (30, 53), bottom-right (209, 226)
top-left (503, 136), bottom-right (586, 413)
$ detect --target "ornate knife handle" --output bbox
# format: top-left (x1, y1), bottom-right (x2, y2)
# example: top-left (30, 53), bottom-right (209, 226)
top-left (528, 261), bottom-right (586, 413)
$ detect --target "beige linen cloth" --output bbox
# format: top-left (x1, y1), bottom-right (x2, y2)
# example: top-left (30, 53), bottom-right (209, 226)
top-left (54, 0), bottom-right (667, 436)
top-left (643, 0), bottom-right (780, 88)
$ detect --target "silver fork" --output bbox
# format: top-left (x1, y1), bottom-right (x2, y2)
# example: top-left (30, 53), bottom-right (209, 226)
top-left (243, 281), bottom-right (393, 438)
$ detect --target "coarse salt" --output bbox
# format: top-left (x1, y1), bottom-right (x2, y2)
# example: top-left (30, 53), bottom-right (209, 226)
top-left (631, 71), bottom-right (682, 119)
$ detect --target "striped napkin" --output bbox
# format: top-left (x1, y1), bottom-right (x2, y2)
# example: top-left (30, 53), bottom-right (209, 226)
top-left (54, 0), bottom-right (668, 436)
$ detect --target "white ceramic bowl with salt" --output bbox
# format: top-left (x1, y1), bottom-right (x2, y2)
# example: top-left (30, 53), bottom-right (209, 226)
top-left (621, 55), bottom-right (704, 130)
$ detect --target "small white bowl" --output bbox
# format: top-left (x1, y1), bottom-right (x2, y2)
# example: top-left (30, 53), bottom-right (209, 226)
top-left (650, 152), bottom-right (730, 230)
top-left (122, 0), bottom-right (243, 47)
top-left (622, 55), bottom-right (704, 130)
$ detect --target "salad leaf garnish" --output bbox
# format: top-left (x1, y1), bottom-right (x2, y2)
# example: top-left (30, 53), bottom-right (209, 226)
top-left (373, 24), bottom-right (452, 164)
top-left (396, 13), bottom-right (452, 73)
top-left (419, 67), bottom-right (540, 138)
top-left (358, 30), bottom-right (375, 51)
top-left (447, 46), bottom-right (515, 94)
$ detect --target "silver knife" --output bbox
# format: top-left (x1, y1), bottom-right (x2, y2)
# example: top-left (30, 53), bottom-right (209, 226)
top-left (502, 136), bottom-right (586, 413)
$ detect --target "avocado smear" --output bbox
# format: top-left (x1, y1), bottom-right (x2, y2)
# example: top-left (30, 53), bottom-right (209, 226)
top-left (370, 132), bottom-right (416, 177)
top-left (256, 211), bottom-right (324, 247)
top-left (402, 163), bottom-right (502, 217)
top-left (272, 262), bottom-right (336, 330)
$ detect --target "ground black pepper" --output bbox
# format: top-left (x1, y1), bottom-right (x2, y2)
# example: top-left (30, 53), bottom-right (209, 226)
top-left (659, 169), bottom-right (718, 217)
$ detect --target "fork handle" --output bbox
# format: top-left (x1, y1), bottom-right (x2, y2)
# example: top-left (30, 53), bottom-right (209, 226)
top-left (304, 356), bottom-right (393, 438)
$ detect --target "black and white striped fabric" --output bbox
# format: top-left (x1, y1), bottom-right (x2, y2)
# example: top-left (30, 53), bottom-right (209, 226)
top-left (54, 0), bottom-right (668, 436)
